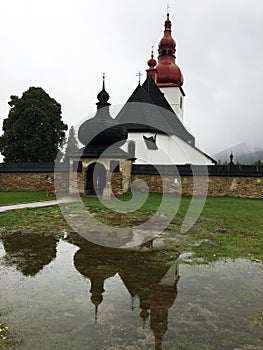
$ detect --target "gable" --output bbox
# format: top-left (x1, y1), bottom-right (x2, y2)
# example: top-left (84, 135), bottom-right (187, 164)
top-left (116, 76), bottom-right (195, 145)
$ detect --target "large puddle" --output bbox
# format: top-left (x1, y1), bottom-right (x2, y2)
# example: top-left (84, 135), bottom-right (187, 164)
top-left (0, 232), bottom-right (262, 350)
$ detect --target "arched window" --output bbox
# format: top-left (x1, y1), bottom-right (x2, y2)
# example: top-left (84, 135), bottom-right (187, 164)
top-left (128, 141), bottom-right (135, 158)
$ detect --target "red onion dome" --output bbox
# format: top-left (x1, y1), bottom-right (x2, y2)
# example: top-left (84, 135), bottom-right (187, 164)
top-left (156, 61), bottom-right (184, 86)
top-left (159, 35), bottom-right (176, 49)
top-left (158, 14), bottom-right (176, 50)
top-left (156, 14), bottom-right (184, 87)
top-left (147, 52), bottom-right (157, 68)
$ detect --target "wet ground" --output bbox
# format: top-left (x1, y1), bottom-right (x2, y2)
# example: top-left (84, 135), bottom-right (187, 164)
top-left (0, 231), bottom-right (262, 350)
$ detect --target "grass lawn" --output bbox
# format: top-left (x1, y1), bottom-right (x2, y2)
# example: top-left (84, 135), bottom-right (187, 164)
top-left (0, 193), bottom-right (262, 262)
top-left (0, 191), bottom-right (55, 206)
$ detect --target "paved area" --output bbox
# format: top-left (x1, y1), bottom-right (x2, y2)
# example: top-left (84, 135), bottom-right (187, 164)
top-left (0, 197), bottom-right (76, 213)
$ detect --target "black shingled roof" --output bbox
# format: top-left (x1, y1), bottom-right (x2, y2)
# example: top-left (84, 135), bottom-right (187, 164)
top-left (69, 145), bottom-right (132, 159)
top-left (142, 76), bottom-right (174, 113)
top-left (115, 83), bottom-right (172, 134)
top-left (132, 164), bottom-right (263, 176)
top-left (142, 76), bottom-right (195, 144)
top-left (116, 76), bottom-right (195, 144)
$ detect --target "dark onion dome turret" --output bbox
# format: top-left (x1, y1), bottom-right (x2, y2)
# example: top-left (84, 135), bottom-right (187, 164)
top-left (96, 79), bottom-right (109, 104)
top-left (156, 13), bottom-right (184, 87)
top-left (78, 75), bottom-right (128, 147)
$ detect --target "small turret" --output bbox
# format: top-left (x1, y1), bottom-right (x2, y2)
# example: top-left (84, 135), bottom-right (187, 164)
top-left (78, 74), bottom-right (128, 147)
top-left (146, 48), bottom-right (158, 82)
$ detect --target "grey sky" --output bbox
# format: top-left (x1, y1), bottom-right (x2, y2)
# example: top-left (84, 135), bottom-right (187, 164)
top-left (0, 0), bottom-right (262, 157)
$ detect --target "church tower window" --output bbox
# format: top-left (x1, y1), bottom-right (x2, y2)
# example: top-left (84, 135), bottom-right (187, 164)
top-left (180, 96), bottom-right (183, 109)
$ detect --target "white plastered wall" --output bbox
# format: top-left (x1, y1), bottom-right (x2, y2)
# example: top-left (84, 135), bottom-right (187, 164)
top-left (121, 132), bottom-right (213, 165)
top-left (160, 86), bottom-right (184, 121)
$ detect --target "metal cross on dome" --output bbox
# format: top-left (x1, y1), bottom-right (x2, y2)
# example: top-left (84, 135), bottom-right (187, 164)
top-left (136, 71), bottom-right (142, 84)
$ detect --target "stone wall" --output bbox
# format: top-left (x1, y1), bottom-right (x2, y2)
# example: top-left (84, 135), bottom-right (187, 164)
top-left (1, 163), bottom-right (263, 199)
top-left (111, 173), bottom-right (123, 196)
top-left (131, 175), bottom-right (263, 199)
top-left (131, 174), bottom-right (181, 194)
top-left (207, 176), bottom-right (262, 198)
top-left (0, 172), bottom-right (68, 192)
top-left (120, 160), bottom-right (132, 193)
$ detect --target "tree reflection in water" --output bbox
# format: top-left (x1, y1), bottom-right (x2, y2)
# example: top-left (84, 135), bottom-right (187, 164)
top-left (1, 232), bottom-right (58, 277)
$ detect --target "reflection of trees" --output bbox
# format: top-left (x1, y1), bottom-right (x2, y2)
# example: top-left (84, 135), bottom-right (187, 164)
top-left (1, 233), bottom-right (58, 277)
top-left (70, 233), bottom-right (179, 350)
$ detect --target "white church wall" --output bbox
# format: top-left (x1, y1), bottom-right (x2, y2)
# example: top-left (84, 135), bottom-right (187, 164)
top-left (160, 86), bottom-right (184, 121)
top-left (121, 132), bottom-right (214, 165)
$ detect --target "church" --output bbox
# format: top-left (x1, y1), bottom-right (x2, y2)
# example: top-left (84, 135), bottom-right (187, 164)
top-left (68, 12), bottom-right (215, 198)
top-left (115, 12), bottom-right (215, 166)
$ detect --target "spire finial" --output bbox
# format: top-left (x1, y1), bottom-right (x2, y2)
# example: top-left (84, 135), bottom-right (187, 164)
top-left (136, 71), bottom-right (142, 85)
top-left (95, 305), bottom-right (98, 324)
top-left (102, 72), bottom-right (105, 90)
top-left (164, 5), bottom-right (172, 32)
top-left (96, 73), bottom-right (110, 108)
top-left (229, 152), bottom-right (234, 165)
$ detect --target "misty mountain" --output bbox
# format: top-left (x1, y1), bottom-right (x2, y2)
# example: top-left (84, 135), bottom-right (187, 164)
top-left (213, 143), bottom-right (263, 164)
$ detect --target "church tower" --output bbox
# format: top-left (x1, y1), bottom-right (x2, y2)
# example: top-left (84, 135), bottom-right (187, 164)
top-left (146, 13), bottom-right (185, 121)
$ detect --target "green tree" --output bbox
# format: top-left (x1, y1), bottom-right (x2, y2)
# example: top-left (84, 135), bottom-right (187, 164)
top-left (0, 87), bottom-right (67, 162)
top-left (65, 126), bottom-right (79, 157)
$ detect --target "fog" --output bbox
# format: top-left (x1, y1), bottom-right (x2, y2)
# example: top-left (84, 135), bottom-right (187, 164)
top-left (0, 0), bottom-right (262, 160)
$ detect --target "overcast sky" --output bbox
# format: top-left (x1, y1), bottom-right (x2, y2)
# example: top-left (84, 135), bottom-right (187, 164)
top-left (0, 0), bottom-right (262, 158)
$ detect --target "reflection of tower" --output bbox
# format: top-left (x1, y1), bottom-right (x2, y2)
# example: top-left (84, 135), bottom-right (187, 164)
top-left (72, 238), bottom-right (119, 322)
top-left (90, 276), bottom-right (106, 323)
top-left (120, 262), bottom-right (179, 350)
top-left (71, 232), bottom-right (179, 348)
top-left (150, 283), bottom-right (179, 350)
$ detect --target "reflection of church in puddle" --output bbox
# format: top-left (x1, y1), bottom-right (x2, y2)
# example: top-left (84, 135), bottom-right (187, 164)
top-left (0, 232), bottom-right (180, 349)
top-left (71, 235), bottom-right (180, 350)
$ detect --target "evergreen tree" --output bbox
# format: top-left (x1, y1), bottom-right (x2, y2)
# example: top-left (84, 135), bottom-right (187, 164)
top-left (65, 126), bottom-right (79, 157)
top-left (0, 87), bottom-right (67, 162)
top-left (56, 138), bottom-right (66, 162)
